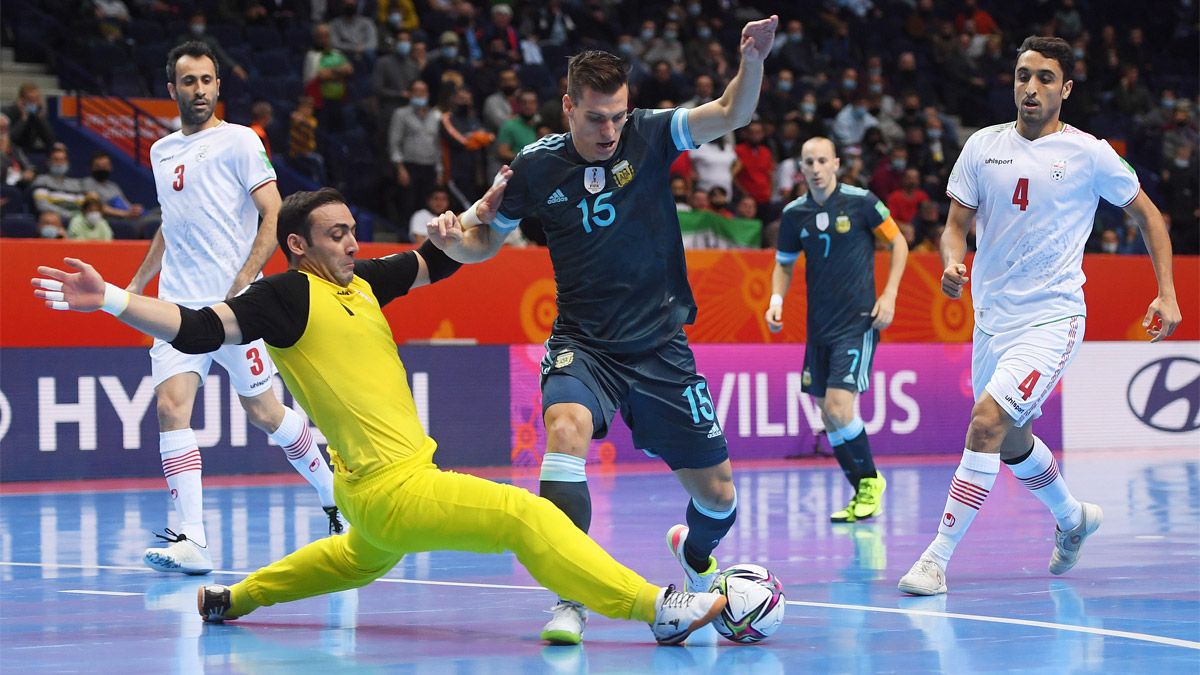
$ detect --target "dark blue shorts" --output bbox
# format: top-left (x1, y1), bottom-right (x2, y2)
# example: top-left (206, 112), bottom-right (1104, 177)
top-left (802, 328), bottom-right (879, 398)
top-left (540, 330), bottom-right (728, 471)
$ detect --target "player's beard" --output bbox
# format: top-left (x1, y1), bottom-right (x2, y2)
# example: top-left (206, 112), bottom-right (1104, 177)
top-left (178, 96), bottom-right (216, 127)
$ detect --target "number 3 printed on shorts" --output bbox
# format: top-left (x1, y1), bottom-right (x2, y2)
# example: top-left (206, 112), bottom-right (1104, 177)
top-left (1017, 369), bottom-right (1041, 400)
top-left (246, 347), bottom-right (264, 376)
top-left (173, 164), bottom-right (185, 191)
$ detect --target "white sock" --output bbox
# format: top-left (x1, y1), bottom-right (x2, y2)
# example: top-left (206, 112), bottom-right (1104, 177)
top-left (270, 407), bottom-right (335, 508)
top-left (925, 449), bottom-right (1000, 568)
top-left (1006, 436), bottom-right (1082, 531)
top-left (160, 429), bottom-right (206, 548)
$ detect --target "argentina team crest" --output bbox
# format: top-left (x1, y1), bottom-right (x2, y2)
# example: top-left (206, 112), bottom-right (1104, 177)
top-left (835, 214), bottom-right (851, 233)
top-left (584, 167), bottom-right (605, 194)
top-left (612, 159), bottom-right (635, 187)
top-left (1051, 159), bottom-right (1067, 182)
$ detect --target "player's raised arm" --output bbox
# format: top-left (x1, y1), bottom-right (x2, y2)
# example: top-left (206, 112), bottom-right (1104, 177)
top-left (687, 15), bottom-right (778, 146)
top-left (426, 166), bottom-right (513, 263)
top-left (33, 258), bottom-right (245, 349)
top-left (939, 200), bottom-right (975, 299)
top-left (1123, 189), bottom-right (1182, 341)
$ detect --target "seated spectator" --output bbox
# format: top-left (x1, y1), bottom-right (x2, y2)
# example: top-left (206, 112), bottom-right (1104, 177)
top-left (734, 122), bottom-right (775, 208)
top-left (832, 93), bottom-right (879, 147)
top-left (869, 146), bottom-right (908, 201)
top-left (886, 168), bottom-right (930, 226)
top-left (912, 199), bottom-right (943, 246)
top-left (37, 210), bottom-right (66, 239)
top-left (482, 3), bottom-right (521, 64)
top-left (637, 61), bottom-right (686, 109)
top-left (483, 69), bottom-right (519, 133)
top-left (31, 146), bottom-right (86, 220)
top-left (289, 95), bottom-right (326, 183)
top-left (408, 186), bottom-right (450, 245)
top-left (1098, 228), bottom-right (1121, 254)
top-left (379, 0), bottom-right (420, 33)
top-left (248, 102), bottom-right (273, 157)
top-left (682, 75), bottom-right (715, 110)
top-left (3, 84), bottom-right (55, 155)
top-left (0, 113), bottom-right (35, 189)
top-left (688, 188), bottom-right (711, 213)
top-left (734, 194), bottom-right (760, 221)
top-left (180, 12), bottom-right (248, 81)
top-left (495, 89), bottom-right (539, 164)
top-left (81, 151), bottom-right (145, 221)
top-left (708, 186), bottom-right (734, 218)
top-left (67, 195), bottom-right (113, 241)
top-left (373, 30), bottom-right (421, 127)
top-left (671, 175), bottom-right (692, 212)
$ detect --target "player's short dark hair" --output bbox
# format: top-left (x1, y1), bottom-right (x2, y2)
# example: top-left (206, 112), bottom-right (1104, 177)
top-left (278, 188), bottom-right (347, 262)
top-left (1017, 36), bottom-right (1074, 81)
top-left (566, 50), bottom-right (629, 102)
top-left (166, 41), bottom-right (221, 85)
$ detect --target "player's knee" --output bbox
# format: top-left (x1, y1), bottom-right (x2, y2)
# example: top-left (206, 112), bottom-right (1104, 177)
top-left (967, 399), bottom-right (1009, 447)
top-left (242, 396), bottom-right (283, 432)
top-left (155, 395), bottom-right (192, 429)
top-left (544, 409), bottom-right (591, 454)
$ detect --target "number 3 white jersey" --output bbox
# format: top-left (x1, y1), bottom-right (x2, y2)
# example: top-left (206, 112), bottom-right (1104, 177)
top-left (150, 122), bottom-right (276, 308)
top-left (946, 122), bottom-right (1139, 333)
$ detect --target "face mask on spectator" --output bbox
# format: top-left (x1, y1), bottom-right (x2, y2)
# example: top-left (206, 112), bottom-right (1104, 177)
top-left (640, 29), bottom-right (655, 41)
top-left (1073, 48), bottom-right (1084, 60)
top-left (40, 224), bottom-right (61, 238)
top-left (778, 80), bottom-right (793, 93)
top-left (687, 3), bottom-right (702, 16)
top-left (1174, 157), bottom-right (1190, 168)
top-left (927, 128), bottom-right (943, 140)
top-left (1162, 97), bottom-right (1176, 109)
top-left (842, 78), bottom-right (857, 90)
top-left (442, 46), bottom-right (458, 60)
top-left (790, 32), bottom-right (803, 42)
top-left (697, 27), bottom-right (712, 40)
top-left (868, 83), bottom-right (882, 94)
top-left (801, 102), bottom-right (816, 115)
top-left (1101, 241), bottom-right (1119, 253)
top-left (853, 105), bottom-right (866, 118)
top-left (85, 211), bottom-right (104, 226)
top-left (389, 11), bottom-right (403, 27)
top-left (664, 30), bottom-right (678, 41)
top-left (891, 158), bottom-right (905, 170)
top-left (24, 103), bottom-right (39, 114)
top-left (49, 164), bottom-right (68, 176)
top-left (410, 96), bottom-right (428, 108)
top-left (92, 169), bottom-right (111, 182)
top-left (191, 23), bottom-right (206, 36)
top-left (396, 41), bottom-right (412, 56)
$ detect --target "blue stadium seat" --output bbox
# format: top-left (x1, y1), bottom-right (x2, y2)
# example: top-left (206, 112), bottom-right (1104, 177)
top-left (110, 66), bottom-right (149, 98)
top-left (206, 23), bottom-right (242, 49)
top-left (127, 18), bottom-right (165, 45)
top-left (109, 220), bottom-right (140, 240)
top-left (1, 213), bottom-right (38, 238)
top-left (1, 185), bottom-right (29, 215)
top-left (246, 25), bottom-right (283, 51)
top-left (254, 49), bottom-right (296, 78)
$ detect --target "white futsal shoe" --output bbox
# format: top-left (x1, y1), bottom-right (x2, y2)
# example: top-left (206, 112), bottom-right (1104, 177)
top-left (897, 554), bottom-right (948, 596)
top-left (144, 529), bottom-right (213, 575)
top-left (1049, 502), bottom-right (1103, 575)
top-left (540, 599), bottom-right (588, 645)
top-left (666, 524), bottom-right (720, 592)
top-left (649, 584), bottom-right (727, 645)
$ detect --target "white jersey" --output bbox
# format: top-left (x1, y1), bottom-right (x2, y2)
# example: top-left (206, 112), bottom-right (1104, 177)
top-left (947, 122), bottom-right (1139, 333)
top-left (150, 122), bottom-right (276, 307)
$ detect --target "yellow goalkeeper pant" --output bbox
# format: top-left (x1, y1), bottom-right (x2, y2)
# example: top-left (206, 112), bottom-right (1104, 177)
top-left (229, 458), bottom-right (659, 623)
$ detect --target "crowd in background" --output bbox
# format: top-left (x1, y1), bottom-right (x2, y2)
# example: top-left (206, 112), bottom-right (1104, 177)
top-left (0, 0), bottom-right (1196, 254)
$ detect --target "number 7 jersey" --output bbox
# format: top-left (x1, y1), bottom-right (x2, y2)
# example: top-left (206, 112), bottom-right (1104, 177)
top-left (946, 122), bottom-right (1139, 333)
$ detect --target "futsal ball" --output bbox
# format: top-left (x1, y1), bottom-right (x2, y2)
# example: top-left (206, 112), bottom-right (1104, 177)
top-left (709, 563), bottom-right (786, 643)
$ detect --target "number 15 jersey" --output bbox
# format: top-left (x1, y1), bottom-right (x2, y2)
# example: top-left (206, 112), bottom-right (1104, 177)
top-left (493, 108), bottom-right (698, 354)
top-left (946, 122), bottom-right (1139, 333)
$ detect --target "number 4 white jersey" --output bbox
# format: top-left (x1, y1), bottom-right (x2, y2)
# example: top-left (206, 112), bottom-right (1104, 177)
top-left (150, 122), bottom-right (276, 308)
top-left (946, 122), bottom-right (1139, 333)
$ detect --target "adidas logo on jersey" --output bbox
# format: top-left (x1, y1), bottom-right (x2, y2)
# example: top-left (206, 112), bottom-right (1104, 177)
top-left (546, 189), bottom-right (568, 205)
top-left (707, 423), bottom-right (722, 439)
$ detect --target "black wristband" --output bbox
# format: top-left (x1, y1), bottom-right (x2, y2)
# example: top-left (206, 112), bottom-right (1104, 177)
top-left (417, 239), bottom-right (463, 284)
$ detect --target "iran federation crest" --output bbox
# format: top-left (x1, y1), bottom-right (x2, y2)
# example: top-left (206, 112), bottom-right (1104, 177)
top-left (584, 166), bottom-right (605, 194)
top-left (1051, 159), bottom-right (1067, 182)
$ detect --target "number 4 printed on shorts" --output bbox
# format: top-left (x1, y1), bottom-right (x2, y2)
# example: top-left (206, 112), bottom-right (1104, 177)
top-left (1017, 369), bottom-right (1041, 400)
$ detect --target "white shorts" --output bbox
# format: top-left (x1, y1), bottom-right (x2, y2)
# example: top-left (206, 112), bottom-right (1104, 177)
top-left (972, 316), bottom-right (1084, 427)
top-left (150, 338), bottom-right (276, 398)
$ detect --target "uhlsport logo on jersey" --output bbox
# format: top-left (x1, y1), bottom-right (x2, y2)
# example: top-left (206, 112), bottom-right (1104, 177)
top-left (1051, 159), bottom-right (1067, 182)
top-left (1125, 357), bottom-right (1200, 433)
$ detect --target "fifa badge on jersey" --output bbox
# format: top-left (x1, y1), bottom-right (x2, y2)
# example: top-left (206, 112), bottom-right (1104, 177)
top-left (555, 351), bottom-right (575, 369)
top-left (195, 144), bottom-right (210, 162)
top-left (815, 212), bottom-right (830, 231)
top-left (802, 369), bottom-right (812, 387)
top-left (584, 167), bottom-right (605, 194)
top-left (1051, 159), bottom-right (1067, 182)
top-left (835, 214), bottom-right (851, 233)
top-left (612, 159), bottom-right (635, 187)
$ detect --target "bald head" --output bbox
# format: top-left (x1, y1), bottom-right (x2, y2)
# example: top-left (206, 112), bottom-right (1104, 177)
top-left (801, 136), bottom-right (837, 159)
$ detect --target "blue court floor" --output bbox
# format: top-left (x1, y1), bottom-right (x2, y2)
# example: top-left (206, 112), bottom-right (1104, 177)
top-left (1, 449), bottom-right (1197, 673)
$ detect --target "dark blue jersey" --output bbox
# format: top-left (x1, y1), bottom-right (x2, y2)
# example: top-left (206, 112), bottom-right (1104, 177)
top-left (776, 184), bottom-right (892, 343)
top-left (494, 108), bottom-right (699, 353)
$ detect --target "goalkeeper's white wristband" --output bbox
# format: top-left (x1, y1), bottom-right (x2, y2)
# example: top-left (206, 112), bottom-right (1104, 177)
top-left (769, 293), bottom-right (784, 309)
top-left (461, 202), bottom-right (482, 228)
top-left (101, 283), bottom-right (130, 316)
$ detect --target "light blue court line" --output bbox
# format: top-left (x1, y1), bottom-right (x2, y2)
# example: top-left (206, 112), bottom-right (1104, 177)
top-left (60, 589), bottom-right (142, 596)
top-left (5, 561), bottom-right (1196, 650)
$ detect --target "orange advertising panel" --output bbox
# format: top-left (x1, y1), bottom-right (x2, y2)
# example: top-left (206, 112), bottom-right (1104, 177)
top-left (3, 240), bottom-right (1196, 347)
